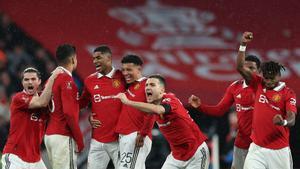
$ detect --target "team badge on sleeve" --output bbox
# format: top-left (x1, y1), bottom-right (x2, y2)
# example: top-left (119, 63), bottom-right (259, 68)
top-left (290, 98), bottom-right (296, 106)
top-left (66, 81), bottom-right (72, 89)
top-left (112, 79), bottom-right (121, 88)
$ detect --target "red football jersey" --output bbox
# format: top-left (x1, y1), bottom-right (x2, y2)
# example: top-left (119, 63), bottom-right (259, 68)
top-left (249, 74), bottom-right (297, 149)
top-left (199, 79), bottom-right (255, 149)
top-left (115, 77), bottom-right (155, 138)
top-left (80, 69), bottom-right (126, 142)
top-left (158, 93), bottom-right (207, 161)
top-left (3, 91), bottom-right (48, 162)
top-left (45, 69), bottom-right (84, 150)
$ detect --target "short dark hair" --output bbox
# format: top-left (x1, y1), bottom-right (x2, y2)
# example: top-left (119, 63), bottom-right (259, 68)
top-left (22, 67), bottom-right (41, 79)
top-left (245, 55), bottom-right (261, 69)
top-left (261, 61), bottom-right (285, 77)
top-left (55, 44), bottom-right (76, 65)
top-left (121, 54), bottom-right (143, 66)
top-left (148, 74), bottom-right (166, 87)
top-left (93, 45), bottom-right (112, 54)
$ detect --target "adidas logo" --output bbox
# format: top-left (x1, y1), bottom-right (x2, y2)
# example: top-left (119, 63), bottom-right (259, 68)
top-left (236, 94), bottom-right (241, 99)
top-left (94, 85), bottom-right (100, 89)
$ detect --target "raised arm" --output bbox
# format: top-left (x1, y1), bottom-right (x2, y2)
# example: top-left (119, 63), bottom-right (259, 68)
top-left (114, 93), bottom-right (166, 115)
top-left (237, 32), bottom-right (254, 82)
top-left (188, 86), bottom-right (234, 117)
top-left (29, 68), bottom-right (63, 109)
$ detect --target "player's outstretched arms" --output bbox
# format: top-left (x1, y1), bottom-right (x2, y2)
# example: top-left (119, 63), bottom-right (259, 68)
top-left (114, 93), bottom-right (165, 115)
top-left (237, 31), bottom-right (253, 82)
top-left (29, 68), bottom-right (63, 109)
top-left (273, 111), bottom-right (296, 127)
top-left (189, 92), bottom-right (233, 117)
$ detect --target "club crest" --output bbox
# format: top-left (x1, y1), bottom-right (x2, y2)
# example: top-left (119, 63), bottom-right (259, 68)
top-left (272, 94), bottom-right (281, 103)
top-left (134, 83), bottom-right (140, 90)
top-left (112, 79), bottom-right (121, 88)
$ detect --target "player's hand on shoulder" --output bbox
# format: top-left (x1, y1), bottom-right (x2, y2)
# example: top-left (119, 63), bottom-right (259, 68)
top-left (188, 95), bottom-right (201, 108)
top-left (51, 67), bottom-right (64, 79)
top-left (273, 114), bottom-right (284, 126)
top-left (241, 31), bottom-right (253, 45)
top-left (89, 113), bottom-right (102, 128)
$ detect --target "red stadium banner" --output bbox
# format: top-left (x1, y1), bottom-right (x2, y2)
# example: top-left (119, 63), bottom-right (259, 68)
top-left (1, 0), bottom-right (300, 104)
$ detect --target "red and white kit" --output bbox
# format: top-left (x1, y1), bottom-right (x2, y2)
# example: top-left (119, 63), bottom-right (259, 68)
top-left (244, 74), bottom-right (297, 169)
top-left (199, 79), bottom-right (255, 169)
top-left (116, 77), bottom-right (155, 169)
top-left (44, 67), bottom-right (83, 169)
top-left (2, 91), bottom-right (48, 169)
top-left (80, 68), bottom-right (126, 169)
top-left (160, 93), bottom-right (209, 169)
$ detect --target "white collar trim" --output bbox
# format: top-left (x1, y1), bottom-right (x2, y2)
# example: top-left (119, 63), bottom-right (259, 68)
top-left (242, 80), bottom-right (248, 88)
top-left (263, 82), bottom-right (286, 92)
top-left (57, 66), bottom-right (72, 77)
top-left (273, 82), bottom-right (286, 91)
top-left (136, 77), bottom-right (146, 82)
top-left (97, 67), bottom-right (116, 79)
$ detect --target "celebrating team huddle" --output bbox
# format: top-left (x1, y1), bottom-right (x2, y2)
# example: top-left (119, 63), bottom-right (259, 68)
top-left (1, 32), bottom-right (297, 169)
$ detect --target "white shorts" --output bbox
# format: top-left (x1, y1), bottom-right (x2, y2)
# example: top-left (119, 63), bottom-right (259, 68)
top-left (118, 131), bottom-right (152, 169)
top-left (231, 146), bottom-right (248, 169)
top-left (1, 153), bottom-right (46, 169)
top-left (162, 142), bottom-right (210, 169)
top-left (44, 134), bottom-right (77, 169)
top-left (243, 143), bottom-right (293, 169)
top-left (87, 139), bottom-right (119, 169)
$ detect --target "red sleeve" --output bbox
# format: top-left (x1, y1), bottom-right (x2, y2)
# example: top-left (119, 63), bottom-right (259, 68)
top-left (160, 95), bottom-right (180, 114)
top-left (199, 84), bottom-right (234, 116)
top-left (140, 96), bottom-right (179, 137)
top-left (79, 83), bottom-right (90, 109)
top-left (13, 94), bottom-right (32, 111)
top-left (285, 89), bottom-right (297, 113)
top-left (60, 79), bottom-right (84, 151)
top-left (248, 73), bottom-right (262, 91)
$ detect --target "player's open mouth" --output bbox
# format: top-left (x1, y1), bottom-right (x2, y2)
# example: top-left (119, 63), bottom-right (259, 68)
top-left (124, 75), bottom-right (132, 82)
top-left (27, 86), bottom-right (34, 92)
top-left (146, 91), bottom-right (153, 97)
top-left (95, 65), bottom-right (102, 71)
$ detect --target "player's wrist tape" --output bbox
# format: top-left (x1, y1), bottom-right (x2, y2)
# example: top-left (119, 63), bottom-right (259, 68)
top-left (282, 120), bottom-right (288, 126)
top-left (239, 45), bottom-right (246, 52)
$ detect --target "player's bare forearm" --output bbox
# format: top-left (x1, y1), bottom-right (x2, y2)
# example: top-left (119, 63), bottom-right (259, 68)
top-left (273, 111), bottom-right (296, 127)
top-left (126, 100), bottom-right (166, 115)
top-left (285, 111), bottom-right (296, 127)
top-left (29, 70), bottom-right (60, 108)
top-left (236, 32), bottom-right (253, 82)
top-left (237, 48), bottom-right (252, 82)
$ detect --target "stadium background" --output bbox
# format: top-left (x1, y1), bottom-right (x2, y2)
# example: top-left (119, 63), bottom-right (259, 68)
top-left (0, 0), bottom-right (299, 168)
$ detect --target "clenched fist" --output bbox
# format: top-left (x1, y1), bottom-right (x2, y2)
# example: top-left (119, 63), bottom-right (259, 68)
top-left (241, 32), bottom-right (253, 46)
